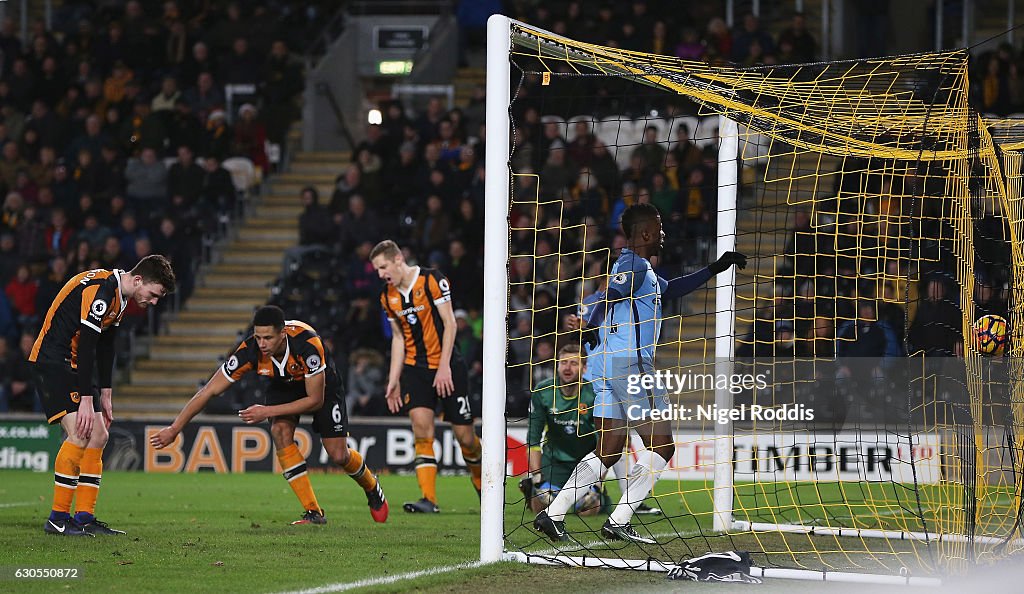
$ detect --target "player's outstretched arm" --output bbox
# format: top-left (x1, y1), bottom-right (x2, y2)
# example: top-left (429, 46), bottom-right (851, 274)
top-left (150, 369), bottom-right (232, 448)
top-left (239, 372), bottom-right (326, 423)
top-left (708, 251), bottom-right (748, 274)
top-left (663, 251), bottom-right (748, 299)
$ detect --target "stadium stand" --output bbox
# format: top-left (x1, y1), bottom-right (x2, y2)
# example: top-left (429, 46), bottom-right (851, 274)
top-left (0, 1), bottom-right (1009, 421)
top-left (0, 1), bottom-right (319, 413)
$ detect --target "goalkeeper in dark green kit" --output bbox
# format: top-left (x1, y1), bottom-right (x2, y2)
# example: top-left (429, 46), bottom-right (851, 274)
top-left (520, 343), bottom-right (610, 516)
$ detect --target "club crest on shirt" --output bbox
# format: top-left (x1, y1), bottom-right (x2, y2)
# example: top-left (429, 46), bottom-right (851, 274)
top-left (415, 288), bottom-right (424, 298)
top-left (90, 299), bottom-right (108, 317)
top-left (612, 272), bottom-right (627, 285)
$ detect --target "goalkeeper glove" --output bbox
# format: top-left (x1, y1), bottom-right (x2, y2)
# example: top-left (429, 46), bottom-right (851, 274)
top-left (518, 477), bottom-right (533, 500)
top-left (709, 251), bottom-right (748, 274)
top-left (518, 473), bottom-right (543, 500)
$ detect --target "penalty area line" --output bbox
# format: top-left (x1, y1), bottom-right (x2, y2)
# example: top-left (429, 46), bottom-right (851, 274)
top-left (274, 560), bottom-right (486, 594)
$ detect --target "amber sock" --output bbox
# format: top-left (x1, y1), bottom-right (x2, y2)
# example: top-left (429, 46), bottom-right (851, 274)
top-left (51, 441), bottom-right (86, 515)
top-left (414, 438), bottom-right (437, 503)
top-left (74, 447), bottom-right (104, 516)
top-left (340, 448), bottom-right (378, 492)
top-left (277, 443), bottom-right (320, 513)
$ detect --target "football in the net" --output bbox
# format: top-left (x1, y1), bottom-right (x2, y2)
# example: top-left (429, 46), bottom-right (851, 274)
top-left (974, 314), bottom-right (1008, 356)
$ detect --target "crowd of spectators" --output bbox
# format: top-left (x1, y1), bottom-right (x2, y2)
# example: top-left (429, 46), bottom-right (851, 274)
top-left (973, 43), bottom-right (1024, 116)
top-left (2, 1), bottom-right (1002, 418)
top-left (300, 2), bottom-right (818, 416)
top-left (500, 1), bottom-right (818, 67)
top-left (0, 0), bottom-right (314, 412)
top-left (310, 1), bottom-right (1001, 418)
top-left (287, 85), bottom-right (739, 416)
top-left (734, 160), bottom-right (1012, 422)
top-left (285, 92), bottom-right (489, 416)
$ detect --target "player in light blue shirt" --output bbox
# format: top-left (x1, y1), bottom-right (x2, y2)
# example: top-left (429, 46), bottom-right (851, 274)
top-left (579, 282), bottom-right (662, 517)
top-left (536, 202), bottom-right (746, 544)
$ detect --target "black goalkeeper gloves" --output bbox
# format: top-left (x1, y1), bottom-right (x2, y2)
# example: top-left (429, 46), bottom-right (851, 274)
top-left (518, 477), bottom-right (533, 500)
top-left (519, 473), bottom-right (543, 501)
top-left (709, 251), bottom-right (748, 274)
top-left (581, 326), bottom-right (600, 351)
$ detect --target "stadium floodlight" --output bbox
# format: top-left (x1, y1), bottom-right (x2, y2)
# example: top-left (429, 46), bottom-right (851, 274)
top-left (481, 12), bottom-right (1024, 585)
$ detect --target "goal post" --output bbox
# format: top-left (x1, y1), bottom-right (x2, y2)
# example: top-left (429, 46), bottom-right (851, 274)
top-left (480, 14), bottom-right (1024, 582)
top-left (713, 114), bottom-right (738, 534)
top-left (480, 12), bottom-right (512, 564)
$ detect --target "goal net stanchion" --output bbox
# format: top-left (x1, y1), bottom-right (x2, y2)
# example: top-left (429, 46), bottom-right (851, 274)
top-left (481, 13), bottom-right (1024, 583)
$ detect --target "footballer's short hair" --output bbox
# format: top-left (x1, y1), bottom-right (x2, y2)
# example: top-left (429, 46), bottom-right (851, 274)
top-left (370, 239), bottom-right (402, 261)
top-left (620, 203), bottom-right (661, 239)
top-left (557, 342), bottom-right (587, 365)
top-left (252, 305), bottom-right (286, 330)
top-left (130, 254), bottom-right (176, 294)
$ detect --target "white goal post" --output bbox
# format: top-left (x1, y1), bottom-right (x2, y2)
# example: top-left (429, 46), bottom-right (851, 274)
top-left (478, 14), bottom-right (744, 563)
top-left (480, 12), bottom-right (512, 564)
top-left (475, 13), bottom-right (1017, 585)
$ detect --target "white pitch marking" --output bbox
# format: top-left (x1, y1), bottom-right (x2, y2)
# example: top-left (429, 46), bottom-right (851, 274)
top-left (531, 529), bottom-right (701, 558)
top-left (273, 560), bottom-right (485, 594)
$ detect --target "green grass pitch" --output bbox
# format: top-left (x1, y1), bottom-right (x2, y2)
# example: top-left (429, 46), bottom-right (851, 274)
top-left (0, 470), bottom-right (963, 592)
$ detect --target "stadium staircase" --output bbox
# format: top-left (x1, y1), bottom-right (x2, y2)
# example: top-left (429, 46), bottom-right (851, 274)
top-left (116, 144), bottom-right (351, 417)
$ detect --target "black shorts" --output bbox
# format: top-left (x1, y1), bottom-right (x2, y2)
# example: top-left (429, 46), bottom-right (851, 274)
top-left (400, 360), bottom-right (474, 425)
top-left (264, 375), bottom-right (350, 438)
top-left (31, 362), bottom-right (96, 425)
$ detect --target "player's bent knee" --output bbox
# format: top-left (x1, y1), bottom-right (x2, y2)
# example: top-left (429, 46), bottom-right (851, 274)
top-left (329, 447), bottom-right (350, 467)
top-left (64, 434), bottom-right (88, 448)
top-left (597, 437), bottom-right (626, 462)
top-left (270, 428), bottom-right (296, 450)
top-left (452, 424), bottom-right (477, 445)
top-left (89, 427), bottom-right (109, 448)
top-left (650, 438), bottom-right (676, 462)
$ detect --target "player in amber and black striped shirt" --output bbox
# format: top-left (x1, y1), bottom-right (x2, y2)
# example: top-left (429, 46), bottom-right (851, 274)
top-left (150, 305), bottom-right (388, 525)
top-left (370, 240), bottom-right (481, 513)
top-left (32, 255), bottom-right (176, 537)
